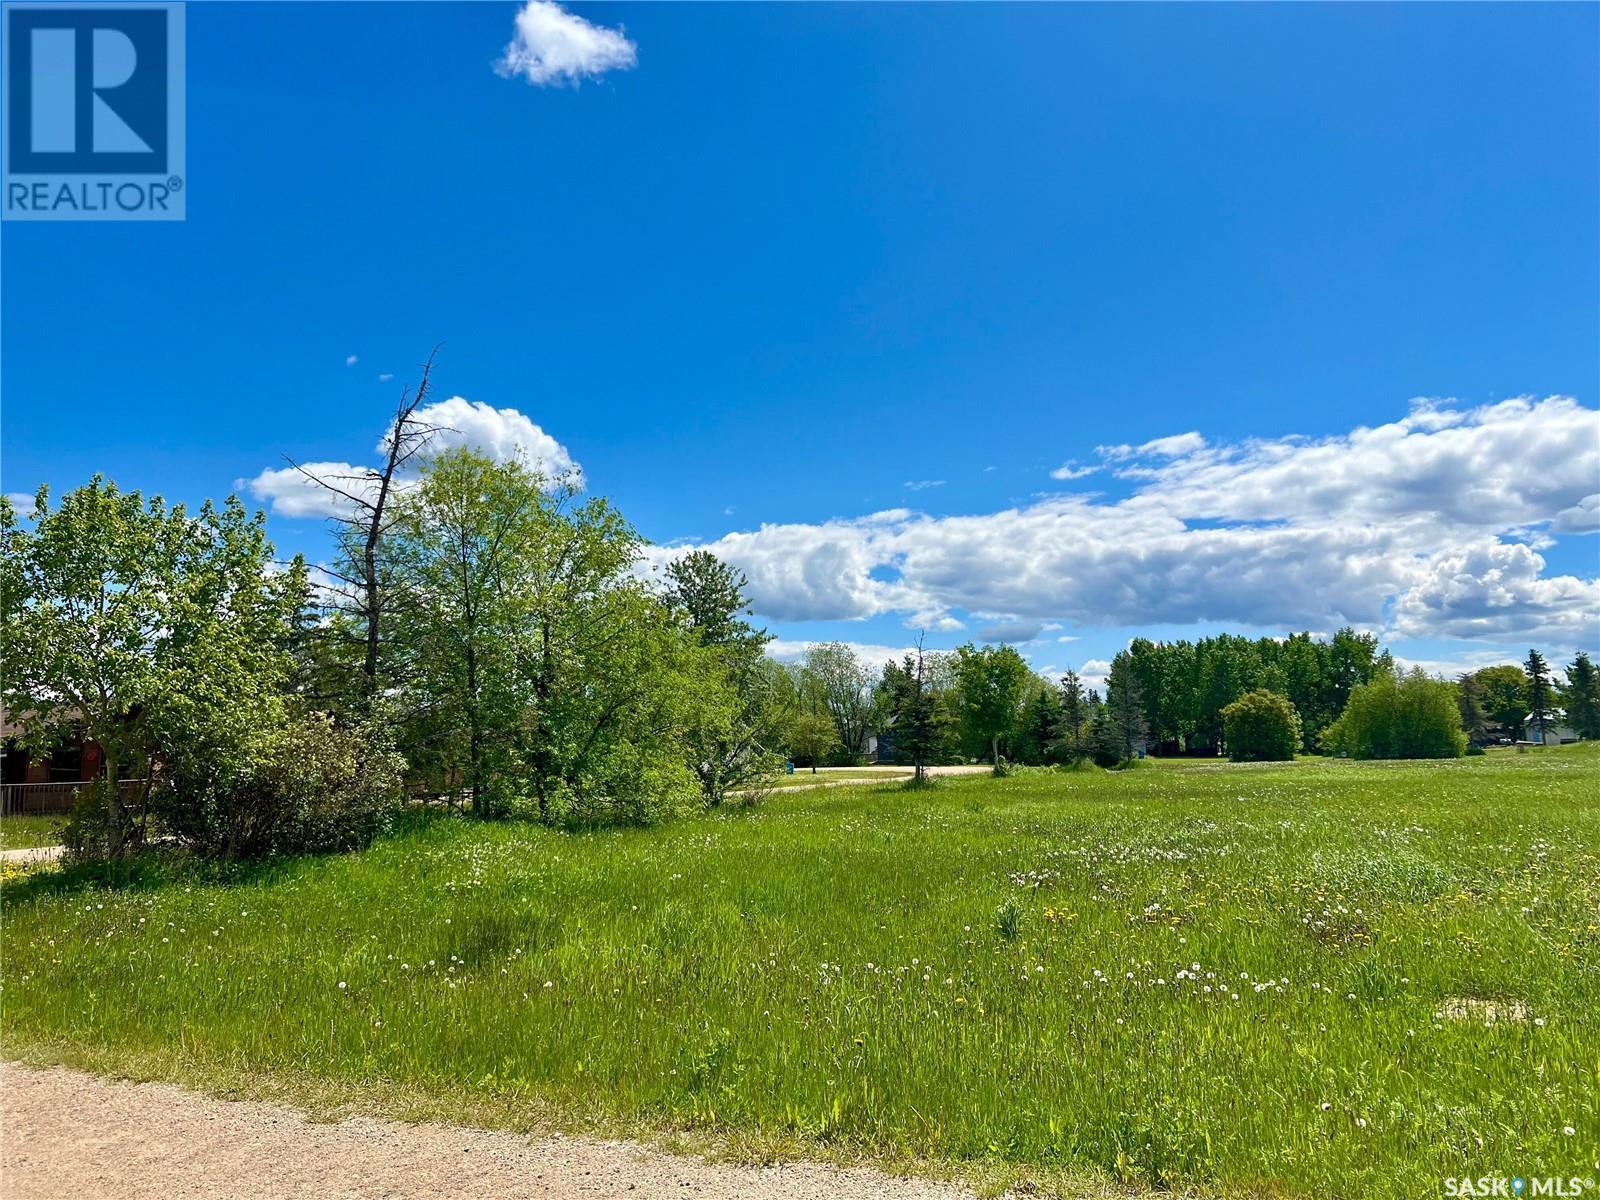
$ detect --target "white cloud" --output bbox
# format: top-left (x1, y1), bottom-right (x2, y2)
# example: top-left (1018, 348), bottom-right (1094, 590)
top-left (903, 480), bottom-right (946, 491)
top-left (496, 1), bottom-right (637, 87)
top-left (378, 372), bottom-right (394, 383)
top-left (765, 639), bottom-right (917, 674)
top-left (4, 491), bottom-right (37, 518)
top-left (1098, 431), bottom-right (1206, 461)
top-left (658, 397), bottom-right (1600, 651)
top-left (247, 461), bottom-right (382, 520)
top-left (1391, 649), bottom-right (1529, 680)
top-left (1049, 461), bottom-right (1098, 481)
top-left (249, 396), bottom-right (582, 519)
top-left (1390, 538), bottom-right (1599, 645)
top-left (1550, 493), bottom-right (1599, 535)
top-left (345, 355), bottom-right (359, 367)
top-left (1074, 658), bottom-right (1113, 694)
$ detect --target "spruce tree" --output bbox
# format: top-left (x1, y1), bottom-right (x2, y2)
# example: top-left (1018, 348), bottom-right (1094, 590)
top-left (1524, 649), bottom-right (1553, 743)
top-left (1565, 651), bottom-right (1600, 739)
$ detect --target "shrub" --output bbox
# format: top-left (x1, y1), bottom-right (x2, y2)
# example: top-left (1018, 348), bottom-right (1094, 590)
top-left (1221, 690), bottom-right (1301, 762)
top-left (1322, 669), bottom-right (1466, 760)
top-left (157, 712), bottom-right (406, 859)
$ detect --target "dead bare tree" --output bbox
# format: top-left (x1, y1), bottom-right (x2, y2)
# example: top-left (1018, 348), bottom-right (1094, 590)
top-left (284, 348), bottom-right (448, 707)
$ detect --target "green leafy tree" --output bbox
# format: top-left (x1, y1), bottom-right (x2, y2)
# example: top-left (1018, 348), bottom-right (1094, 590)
top-left (1280, 632), bottom-right (1329, 750)
top-left (786, 708), bottom-right (839, 773)
top-left (1471, 664), bottom-right (1527, 741)
top-left (662, 551), bottom-right (784, 802)
top-left (954, 643), bottom-right (1031, 767)
top-left (1, 481), bottom-right (303, 856)
top-left (1565, 651), bottom-right (1600, 739)
top-left (1322, 668), bottom-right (1466, 759)
top-left (1221, 689), bottom-right (1301, 761)
top-left (386, 450), bottom-right (546, 816)
top-left (802, 642), bottom-right (878, 762)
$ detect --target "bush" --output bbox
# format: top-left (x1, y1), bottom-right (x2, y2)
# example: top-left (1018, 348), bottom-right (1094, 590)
top-left (1322, 669), bottom-right (1466, 760)
top-left (157, 712), bottom-right (406, 859)
top-left (1222, 690), bottom-right (1301, 762)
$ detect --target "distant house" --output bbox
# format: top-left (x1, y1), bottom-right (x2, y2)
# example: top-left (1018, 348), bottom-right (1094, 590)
top-left (1522, 709), bottom-right (1579, 745)
top-left (1, 708), bottom-right (105, 815)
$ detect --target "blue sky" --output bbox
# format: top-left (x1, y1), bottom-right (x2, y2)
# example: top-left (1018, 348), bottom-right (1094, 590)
top-left (4, 2), bottom-right (1597, 687)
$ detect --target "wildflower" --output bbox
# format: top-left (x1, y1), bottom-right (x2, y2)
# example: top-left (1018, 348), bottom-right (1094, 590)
top-left (338, 981), bottom-right (347, 990)
top-left (543, 980), bottom-right (554, 988)
top-left (1563, 1126), bottom-right (1576, 1137)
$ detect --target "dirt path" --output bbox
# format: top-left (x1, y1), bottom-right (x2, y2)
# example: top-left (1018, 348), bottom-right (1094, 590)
top-left (737, 764), bottom-right (992, 797)
top-left (1, 1063), bottom-right (981, 1200)
top-left (0, 845), bottom-right (63, 867)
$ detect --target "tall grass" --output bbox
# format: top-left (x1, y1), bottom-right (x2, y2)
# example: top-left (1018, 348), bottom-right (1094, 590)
top-left (4, 746), bottom-right (1597, 1197)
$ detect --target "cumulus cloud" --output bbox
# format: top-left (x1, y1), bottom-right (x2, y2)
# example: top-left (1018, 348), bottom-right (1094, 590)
top-left (4, 491), bottom-right (37, 517)
top-left (1389, 538), bottom-right (1599, 645)
top-left (496, 1), bottom-right (636, 87)
top-left (249, 396), bottom-right (582, 519)
top-left (903, 480), bottom-right (946, 491)
top-left (656, 396), bottom-right (1600, 650)
top-left (345, 355), bottom-right (358, 367)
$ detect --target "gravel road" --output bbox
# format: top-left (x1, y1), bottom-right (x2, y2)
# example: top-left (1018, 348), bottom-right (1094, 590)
top-left (1, 1063), bottom-right (982, 1200)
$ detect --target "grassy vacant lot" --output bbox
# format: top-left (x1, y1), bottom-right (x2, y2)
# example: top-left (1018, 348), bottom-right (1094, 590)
top-left (4, 748), bottom-right (1597, 1197)
top-left (0, 814), bottom-right (63, 850)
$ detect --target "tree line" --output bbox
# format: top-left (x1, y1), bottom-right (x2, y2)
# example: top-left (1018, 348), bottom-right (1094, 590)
top-left (779, 635), bottom-right (1599, 771)
top-left (4, 368), bottom-right (1594, 859)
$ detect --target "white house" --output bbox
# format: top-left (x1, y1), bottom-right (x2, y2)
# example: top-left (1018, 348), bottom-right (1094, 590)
top-left (1523, 709), bottom-right (1579, 745)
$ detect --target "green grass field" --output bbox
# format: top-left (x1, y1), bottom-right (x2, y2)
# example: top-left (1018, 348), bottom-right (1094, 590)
top-left (0, 814), bottom-right (64, 850)
top-left (4, 747), bottom-right (1597, 1197)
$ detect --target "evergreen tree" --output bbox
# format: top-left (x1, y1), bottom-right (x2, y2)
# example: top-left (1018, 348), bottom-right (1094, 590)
top-left (884, 639), bottom-right (944, 784)
top-left (1565, 651), bottom-right (1600, 740)
top-left (1455, 671), bottom-right (1489, 745)
top-left (662, 549), bottom-right (764, 648)
top-left (1055, 668), bottom-right (1089, 761)
top-left (1524, 649), bottom-right (1553, 743)
top-left (1105, 651), bottom-right (1150, 762)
